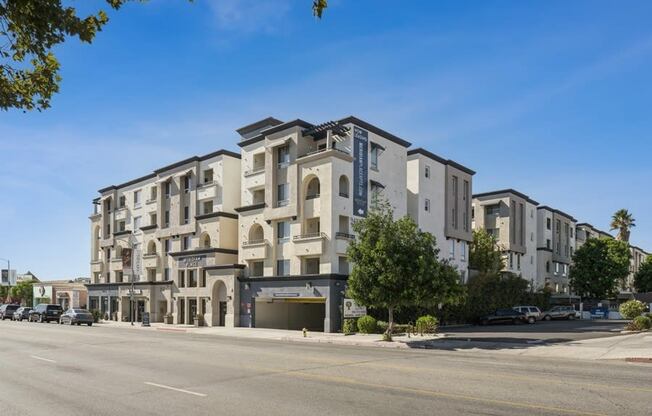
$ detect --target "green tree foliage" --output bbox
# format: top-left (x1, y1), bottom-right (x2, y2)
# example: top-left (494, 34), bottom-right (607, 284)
top-left (346, 200), bottom-right (463, 335)
top-left (10, 280), bottom-right (33, 305)
top-left (634, 256), bottom-right (652, 293)
top-left (0, 285), bottom-right (9, 302)
top-left (610, 209), bottom-right (635, 242)
top-left (469, 229), bottom-right (504, 275)
top-left (570, 238), bottom-right (631, 299)
top-left (619, 300), bottom-right (646, 320)
top-left (312, 0), bottom-right (328, 17)
top-left (463, 273), bottom-right (528, 321)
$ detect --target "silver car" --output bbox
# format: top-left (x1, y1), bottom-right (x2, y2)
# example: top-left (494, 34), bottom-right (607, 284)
top-left (59, 309), bottom-right (94, 326)
top-left (513, 306), bottom-right (541, 324)
top-left (542, 306), bottom-right (577, 321)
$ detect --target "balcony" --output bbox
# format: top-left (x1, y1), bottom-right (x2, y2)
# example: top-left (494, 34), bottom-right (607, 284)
top-left (142, 254), bottom-right (159, 269)
top-left (197, 183), bottom-right (218, 200)
top-left (335, 232), bottom-right (354, 254)
top-left (293, 233), bottom-right (326, 256)
top-left (114, 207), bottom-right (128, 221)
top-left (110, 257), bottom-right (123, 271)
top-left (241, 239), bottom-right (269, 260)
top-left (244, 166), bottom-right (265, 177)
top-left (90, 260), bottom-right (103, 273)
top-left (244, 168), bottom-right (265, 191)
top-left (304, 196), bottom-right (321, 218)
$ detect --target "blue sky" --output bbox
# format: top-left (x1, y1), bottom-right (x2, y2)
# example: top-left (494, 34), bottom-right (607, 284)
top-left (1, 0), bottom-right (651, 279)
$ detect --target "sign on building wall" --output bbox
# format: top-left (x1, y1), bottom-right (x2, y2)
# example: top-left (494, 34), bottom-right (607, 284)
top-left (343, 298), bottom-right (367, 318)
top-left (133, 249), bottom-right (142, 277)
top-left (178, 255), bottom-right (206, 269)
top-left (353, 126), bottom-right (369, 217)
top-left (121, 248), bottom-right (133, 271)
top-left (1, 269), bottom-right (17, 286)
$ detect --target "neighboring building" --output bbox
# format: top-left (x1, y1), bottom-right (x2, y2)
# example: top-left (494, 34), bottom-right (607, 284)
top-left (536, 206), bottom-right (577, 296)
top-left (471, 189), bottom-right (539, 288)
top-left (236, 117), bottom-right (410, 332)
top-left (88, 149), bottom-right (243, 325)
top-left (575, 223), bottom-right (611, 250)
top-left (625, 245), bottom-right (648, 293)
top-left (16, 271), bottom-right (40, 283)
top-left (33, 280), bottom-right (88, 309)
top-left (408, 148), bottom-right (474, 282)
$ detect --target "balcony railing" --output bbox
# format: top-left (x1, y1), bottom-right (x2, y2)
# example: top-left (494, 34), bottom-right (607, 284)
top-left (335, 232), bottom-right (355, 240)
top-left (242, 239), bottom-right (268, 247)
top-left (244, 167), bottom-right (265, 177)
top-left (305, 193), bottom-right (320, 200)
top-left (339, 192), bottom-right (349, 198)
top-left (293, 232), bottom-right (326, 241)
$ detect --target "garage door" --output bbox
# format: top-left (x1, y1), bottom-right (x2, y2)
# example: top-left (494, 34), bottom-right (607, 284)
top-left (254, 297), bottom-right (326, 331)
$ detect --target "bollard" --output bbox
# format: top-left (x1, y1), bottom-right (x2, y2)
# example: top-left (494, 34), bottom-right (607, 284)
top-left (302, 328), bottom-right (308, 338)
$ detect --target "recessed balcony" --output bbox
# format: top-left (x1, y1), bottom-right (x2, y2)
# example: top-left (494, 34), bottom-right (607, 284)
top-left (110, 257), bottom-right (123, 271)
top-left (142, 254), bottom-right (159, 269)
top-left (293, 233), bottom-right (326, 256)
top-left (241, 239), bottom-right (269, 260)
top-left (90, 260), bottom-right (103, 273)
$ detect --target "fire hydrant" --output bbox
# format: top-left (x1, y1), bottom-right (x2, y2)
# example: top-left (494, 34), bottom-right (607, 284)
top-left (302, 328), bottom-right (308, 338)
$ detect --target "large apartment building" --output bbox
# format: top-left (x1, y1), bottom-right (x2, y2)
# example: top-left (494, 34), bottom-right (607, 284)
top-left (536, 206), bottom-right (577, 295)
top-left (89, 116), bottom-right (473, 332)
top-left (406, 148), bottom-right (474, 280)
top-left (471, 190), bottom-right (539, 287)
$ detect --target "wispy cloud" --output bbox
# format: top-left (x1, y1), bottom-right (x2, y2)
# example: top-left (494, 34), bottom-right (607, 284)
top-left (208, 0), bottom-right (292, 34)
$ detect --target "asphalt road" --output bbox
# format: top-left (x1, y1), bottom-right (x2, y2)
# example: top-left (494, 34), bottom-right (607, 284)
top-left (0, 320), bottom-right (650, 416)
top-left (442, 320), bottom-right (626, 344)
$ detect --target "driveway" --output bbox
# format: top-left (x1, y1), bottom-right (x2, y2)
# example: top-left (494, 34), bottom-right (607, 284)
top-left (441, 319), bottom-right (626, 344)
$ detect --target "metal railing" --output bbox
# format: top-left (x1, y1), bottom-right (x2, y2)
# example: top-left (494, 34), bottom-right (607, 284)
top-left (244, 167), bottom-right (265, 177)
top-left (335, 232), bottom-right (355, 240)
top-left (242, 239), bottom-right (268, 247)
top-left (293, 232), bottom-right (326, 241)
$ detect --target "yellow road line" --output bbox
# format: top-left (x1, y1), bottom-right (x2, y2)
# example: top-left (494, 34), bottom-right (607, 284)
top-left (251, 366), bottom-right (609, 416)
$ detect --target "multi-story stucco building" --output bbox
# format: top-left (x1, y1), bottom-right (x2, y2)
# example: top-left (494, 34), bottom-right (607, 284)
top-left (625, 245), bottom-right (648, 293)
top-left (471, 189), bottom-right (539, 287)
top-left (88, 150), bottom-right (243, 326)
top-left (536, 206), bottom-right (577, 295)
top-left (407, 148), bottom-right (474, 281)
top-left (575, 223), bottom-right (612, 250)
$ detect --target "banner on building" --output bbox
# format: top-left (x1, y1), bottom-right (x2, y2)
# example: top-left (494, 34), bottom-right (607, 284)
top-left (121, 248), bottom-right (132, 271)
top-left (352, 126), bottom-right (369, 217)
top-left (178, 255), bottom-right (206, 269)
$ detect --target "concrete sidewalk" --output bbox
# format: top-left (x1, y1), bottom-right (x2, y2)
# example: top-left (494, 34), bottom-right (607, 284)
top-left (94, 320), bottom-right (651, 360)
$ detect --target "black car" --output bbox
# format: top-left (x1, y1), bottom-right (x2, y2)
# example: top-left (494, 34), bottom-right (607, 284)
top-left (479, 308), bottom-right (530, 325)
top-left (30, 304), bottom-right (63, 323)
top-left (12, 307), bottom-right (32, 321)
top-left (0, 304), bottom-right (20, 320)
top-left (59, 309), bottom-right (94, 326)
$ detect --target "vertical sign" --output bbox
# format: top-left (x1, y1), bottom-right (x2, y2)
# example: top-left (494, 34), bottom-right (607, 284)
top-left (121, 248), bottom-right (133, 272)
top-left (353, 127), bottom-right (369, 217)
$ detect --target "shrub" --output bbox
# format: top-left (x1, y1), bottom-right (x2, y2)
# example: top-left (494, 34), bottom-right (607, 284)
top-left (376, 320), bottom-right (388, 334)
top-left (343, 318), bottom-right (357, 335)
top-left (416, 315), bottom-right (439, 335)
top-left (619, 300), bottom-right (646, 320)
top-left (625, 315), bottom-right (651, 331)
top-left (91, 309), bottom-right (102, 323)
top-left (357, 315), bottom-right (377, 334)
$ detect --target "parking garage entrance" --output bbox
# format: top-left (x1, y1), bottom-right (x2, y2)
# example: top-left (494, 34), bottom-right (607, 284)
top-left (254, 297), bottom-right (326, 331)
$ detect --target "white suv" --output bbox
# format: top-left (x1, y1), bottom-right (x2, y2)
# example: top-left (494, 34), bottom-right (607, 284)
top-left (513, 306), bottom-right (541, 324)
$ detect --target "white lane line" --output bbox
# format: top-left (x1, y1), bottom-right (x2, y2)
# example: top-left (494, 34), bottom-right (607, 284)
top-left (30, 355), bottom-right (56, 363)
top-left (144, 382), bottom-right (207, 397)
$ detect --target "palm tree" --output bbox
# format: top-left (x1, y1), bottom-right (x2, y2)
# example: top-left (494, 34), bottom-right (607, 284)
top-left (610, 209), bottom-right (635, 242)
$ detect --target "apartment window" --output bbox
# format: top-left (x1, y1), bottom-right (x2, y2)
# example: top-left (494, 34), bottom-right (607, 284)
top-left (487, 228), bottom-right (499, 239)
top-left (277, 221), bottom-right (290, 243)
top-left (105, 248), bottom-right (111, 262)
top-left (119, 195), bottom-right (126, 208)
top-left (150, 186), bottom-right (157, 201)
top-left (530, 255), bottom-right (534, 265)
top-left (118, 221), bottom-right (126, 232)
top-left (370, 144), bottom-right (379, 170)
top-left (531, 232), bottom-right (534, 242)
top-left (150, 212), bottom-right (157, 226)
top-left (203, 169), bottom-right (213, 184)
top-left (570, 227), bottom-right (574, 238)
top-left (546, 218), bottom-right (551, 230)
top-left (304, 258), bottom-right (320, 275)
top-left (519, 203), bottom-right (524, 245)
top-left (277, 183), bottom-right (289, 207)
top-left (183, 175), bottom-right (191, 193)
top-left (517, 254), bottom-right (521, 270)
top-left (277, 145), bottom-right (290, 168)
top-left (449, 240), bottom-right (455, 259)
top-left (463, 180), bottom-right (470, 232)
top-left (116, 271), bottom-right (123, 283)
top-left (277, 259), bottom-right (290, 276)
top-left (570, 247), bottom-right (574, 257)
top-left (132, 190), bottom-right (141, 207)
top-left (203, 200), bottom-right (214, 215)
top-left (546, 239), bottom-right (551, 249)
top-left (510, 201), bottom-right (516, 244)
top-left (424, 165), bottom-right (430, 178)
top-left (147, 268), bottom-right (156, 282)
top-left (182, 235), bottom-right (191, 251)
top-left (509, 252), bottom-right (514, 268)
top-left (451, 176), bottom-right (459, 229)
top-left (339, 256), bottom-right (349, 274)
top-left (178, 270), bottom-right (185, 288)
top-left (546, 261), bottom-right (551, 273)
top-left (183, 206), bottom-right (190, 224)
top-left (200, 270), bottom-right (207, 287)
top-left (164, 239), bottom-right (171, 254)
top-left (188, 269), bottom-right (197, 287)
top-left (164, 267), bottom-right (170, 281)
top-left (460, 241), bottom-right (466, 261)
top-left (165, 181), bottom-right (171, 198)
top-left (424, 198), bottom-right (431, 212)
top-left (485, 204), bottom-right (500, 216)
top-left (133, 216), bottom-right (141, 231)
top-left (105, 223), bottom-right (111, 237)
top-left (555, 262), bottom-right (559, 274)
top-left (563, 264), bottom-right (568, 276)
top-left (251, 261), bottom-right (264, 277)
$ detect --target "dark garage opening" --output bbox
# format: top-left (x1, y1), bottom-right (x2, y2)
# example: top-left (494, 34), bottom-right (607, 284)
top-left (254, 298), bottom-right (326, 331)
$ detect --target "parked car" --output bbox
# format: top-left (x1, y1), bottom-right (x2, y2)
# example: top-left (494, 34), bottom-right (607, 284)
top-left (59, 309), bottom-right (94, 326)
top-left (0, 304), bottom-right (20, 320)
top-left (479, 308), bottom-right (530, 325)
top-left (541, 306), bottom-right (577, 321)
top-left (12, 307), bottom-right (32, 321)
top-left (30, 304), bottom-right (63, 323)
top-left (513, 305), bottom-right (541, 323)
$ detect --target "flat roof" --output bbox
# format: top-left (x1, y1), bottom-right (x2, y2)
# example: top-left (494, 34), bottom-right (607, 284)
top-left (472, 188), bottom-right (538, 205)
top-left (537, 205), bottom-right (577, 222)
top-left (407, 147), bottom-right (475, 175)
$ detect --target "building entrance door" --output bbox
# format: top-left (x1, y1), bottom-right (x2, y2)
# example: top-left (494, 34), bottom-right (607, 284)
top-left (219, 301), bottom-right (227, 327)
top-left (137, 300), bottom-right (145, 322)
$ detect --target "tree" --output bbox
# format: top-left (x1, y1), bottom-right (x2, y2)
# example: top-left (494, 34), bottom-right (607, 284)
top-left (469, 229), bottom-right (504, 275)
top-left (570, 238), bottom-right (631, 299)
top-left (10, 280), bottom-right (33, 306)
top-left (312, 0), bottom-right (328, 17)
top-left (610, 209), bottom-right (635, 242)
top-left (0, 285), bottom-right (8, 302)
top-left (346, 200), bottom-right (463, 337)
top-left (634, 256), bottom-right (652, 293)
top-left (464, 272), bottom-right (529, 321)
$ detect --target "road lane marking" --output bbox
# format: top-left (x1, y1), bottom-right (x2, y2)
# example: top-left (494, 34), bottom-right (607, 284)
top-left (144, 382), bottom-right (206, 397)
top-left (30, 355), bottom-right (56, 363)
top-left (251, 367), bottom-right (608, 416)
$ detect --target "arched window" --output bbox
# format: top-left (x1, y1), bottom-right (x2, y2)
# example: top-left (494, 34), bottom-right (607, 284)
top-left (201, 233), bottom-right (211, 248)
top-left (339, 175), bottom-right (349, 198)
top-left (305, 177), bottom-right (320, 200)
top-left (248, 224), bottom-right (264, 243)
top-left (147, 240), bottom-right (157, 255)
